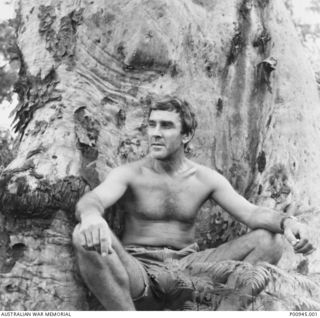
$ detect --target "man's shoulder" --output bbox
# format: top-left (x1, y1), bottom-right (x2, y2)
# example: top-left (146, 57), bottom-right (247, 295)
top-left (190, 161), bottom-right (226, 186)
top-left (109, 158), bottom-right (147, 178)
top-left (190, 160), bottom-right (220, 177)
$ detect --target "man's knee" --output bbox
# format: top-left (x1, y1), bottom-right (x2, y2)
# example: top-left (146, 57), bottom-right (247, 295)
top-left (251, 229), bottom-right (284, 263)
top-left (72, 224), bottom-right (130, 287)
top-left (252, 229), bottom-right (283, 249)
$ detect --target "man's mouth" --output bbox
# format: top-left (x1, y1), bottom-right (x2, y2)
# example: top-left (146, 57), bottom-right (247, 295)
top-left (151, 143), bottom-right (165, 147)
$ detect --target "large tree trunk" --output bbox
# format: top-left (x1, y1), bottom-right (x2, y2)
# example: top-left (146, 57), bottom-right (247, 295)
top-left (1, 0), bottom-right (320, 310)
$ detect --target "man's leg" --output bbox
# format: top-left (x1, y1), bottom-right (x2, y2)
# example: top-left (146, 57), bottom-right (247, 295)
top-left (72, 225), bottom-right (147, 310)
top-left (184, 229), bottom-right (284, 310)
top-left (200, 228), bottom-right (284, 265)
top-left (216, 229), bottom-right (283, 310)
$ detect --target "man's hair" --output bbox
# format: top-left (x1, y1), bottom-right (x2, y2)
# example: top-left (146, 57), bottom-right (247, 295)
top-left (148, 97), bottom-right (198, 142)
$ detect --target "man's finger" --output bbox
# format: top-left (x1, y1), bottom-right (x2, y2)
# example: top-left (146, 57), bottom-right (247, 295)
top-left (284, 228), bottom-right (299, 246)
top-left (99, 228), bottom-right (110, 256)
top-left (294, 238), bottom-right (308, 250)
top-left (303, 247), bottom-right (316, 256)
top-left (79, 232), bottom-right (86, 247)
top-left (84, 231), bottom-right (94, 248)
top-left (284, 203), bottom-right (297, 215)
top-left (92, 228), bottom-right (100, 247)
top-left (295, 242), bottom-right (313, 254)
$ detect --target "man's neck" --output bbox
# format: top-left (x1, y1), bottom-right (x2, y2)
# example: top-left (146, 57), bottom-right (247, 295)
top-left (149, 149), bottom-right (191, 176)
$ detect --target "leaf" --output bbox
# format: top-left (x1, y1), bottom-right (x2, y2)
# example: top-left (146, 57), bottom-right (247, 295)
top-left (183, 260), bottom-right (320, 311)
top-left (233, 263), bottom-right (271, 294)
top-left (185, 260), bottom-right (243, 283)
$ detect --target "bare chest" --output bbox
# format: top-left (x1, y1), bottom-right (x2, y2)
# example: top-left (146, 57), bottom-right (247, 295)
top-left (121, 172), bottom-right (209, 222)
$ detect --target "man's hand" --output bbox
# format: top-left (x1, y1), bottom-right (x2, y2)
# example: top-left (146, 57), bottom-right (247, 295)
top-left (283, 218), bottom-right (315, 256)
top-left (78, 212), bottom-right (113, 256)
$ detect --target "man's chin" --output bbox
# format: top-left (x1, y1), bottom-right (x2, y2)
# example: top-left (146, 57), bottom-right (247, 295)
top-left (149, 150), bottom-right (167, 160)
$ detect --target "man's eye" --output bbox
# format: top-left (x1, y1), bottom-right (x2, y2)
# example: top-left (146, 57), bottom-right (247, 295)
top-left (161, 123), bottom-right (173, 128)
top-left (148, 121), bottom-right (156, 127)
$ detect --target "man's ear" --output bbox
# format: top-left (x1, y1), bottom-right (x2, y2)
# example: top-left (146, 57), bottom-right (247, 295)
top-left (182, 131), bottom-right (193, 145)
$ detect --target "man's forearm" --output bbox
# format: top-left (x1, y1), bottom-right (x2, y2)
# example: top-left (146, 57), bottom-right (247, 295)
top-left (75, 191), bottom-right (105, 221)
top-left (248, 206), bottom-right (286, 233)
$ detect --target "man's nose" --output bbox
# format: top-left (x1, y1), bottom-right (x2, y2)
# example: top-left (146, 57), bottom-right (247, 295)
top-left (152, 124), bottom-right (162, 137)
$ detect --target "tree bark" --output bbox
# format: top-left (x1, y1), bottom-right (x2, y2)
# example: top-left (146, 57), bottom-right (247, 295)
top-left (1, 0), bottom-right (320, 310)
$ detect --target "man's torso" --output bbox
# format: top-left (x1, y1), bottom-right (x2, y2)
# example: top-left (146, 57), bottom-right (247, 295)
top-left (117, 158), bottom-right (214, 248)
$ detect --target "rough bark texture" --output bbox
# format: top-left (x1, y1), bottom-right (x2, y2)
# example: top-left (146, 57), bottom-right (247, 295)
top-left (1, 0), bottom-right (320, 310)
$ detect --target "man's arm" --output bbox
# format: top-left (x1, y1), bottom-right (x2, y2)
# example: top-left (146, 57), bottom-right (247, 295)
top-left (75, 166), bottom-right (131, 255)
top-left (209, 170), bottom-right (315, 255)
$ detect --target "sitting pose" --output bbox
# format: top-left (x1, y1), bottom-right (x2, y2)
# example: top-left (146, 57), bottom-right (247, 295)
top-left (73, 97), bottom-right (314, 310)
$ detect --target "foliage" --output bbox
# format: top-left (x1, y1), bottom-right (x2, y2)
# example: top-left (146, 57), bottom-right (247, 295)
top-left (0, 18), bottom-right (18, 104)
top-left (181, 260), bottom-right (320, 310)
top-left (260, 263), bottom-right (320, 310)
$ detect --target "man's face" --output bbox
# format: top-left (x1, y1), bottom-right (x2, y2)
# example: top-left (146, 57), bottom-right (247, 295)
top-left (147, 110), bottom-right (186, 160)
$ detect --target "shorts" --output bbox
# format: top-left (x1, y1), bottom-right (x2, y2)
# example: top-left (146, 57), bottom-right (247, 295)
top-left (125, 243), bottom-right (219, 310)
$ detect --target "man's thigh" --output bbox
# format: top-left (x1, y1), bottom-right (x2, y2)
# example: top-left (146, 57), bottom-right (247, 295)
top-left (119, 247), bottom-right (167, 311)
top-left (107, 232), bottom-right (149, 301)
top-left (181, 230), bottom-right (267, 265)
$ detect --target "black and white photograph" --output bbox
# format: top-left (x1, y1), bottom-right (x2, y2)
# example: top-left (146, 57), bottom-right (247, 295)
top-left (0, 0), bottom-right (320, 313)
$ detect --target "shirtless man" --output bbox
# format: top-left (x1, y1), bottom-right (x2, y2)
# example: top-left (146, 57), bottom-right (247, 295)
top-left (73, 97), bottom-right (314, 311)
